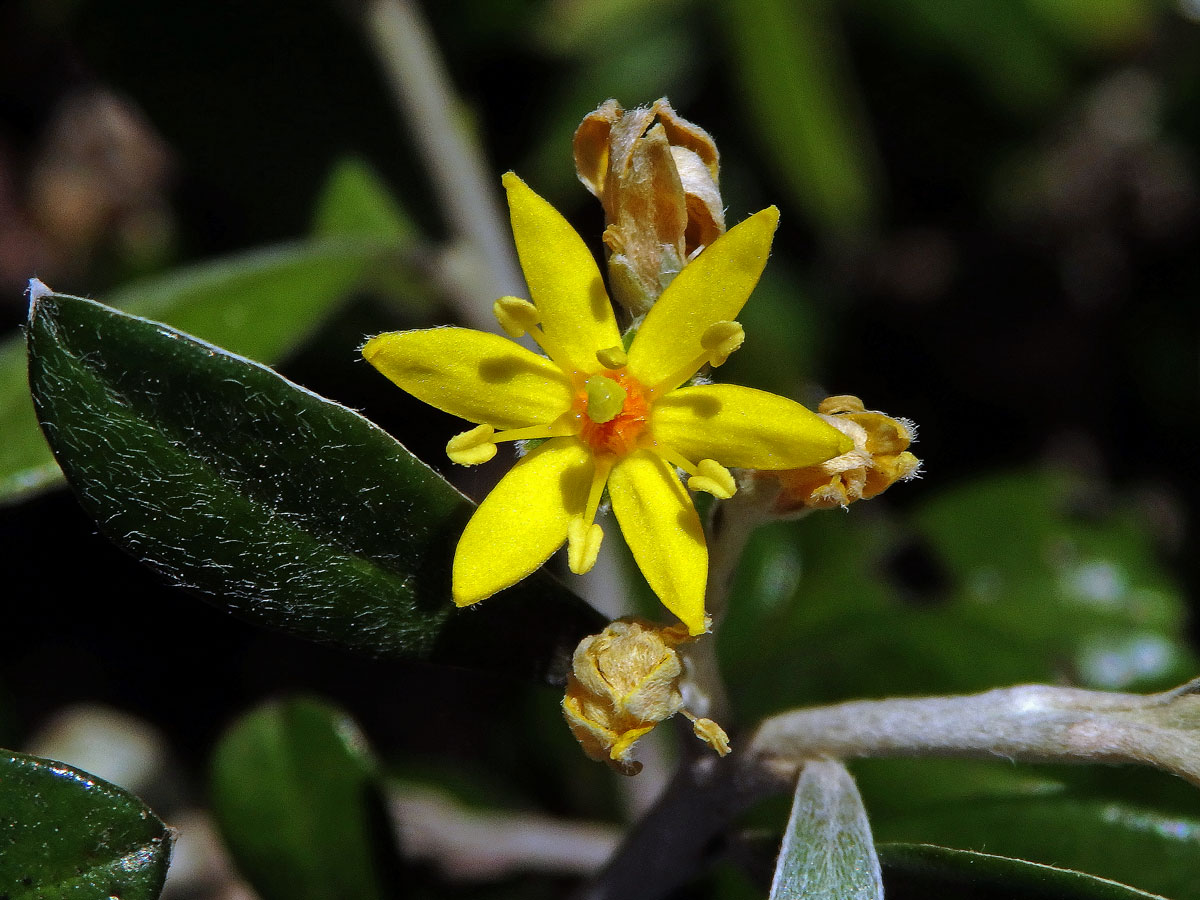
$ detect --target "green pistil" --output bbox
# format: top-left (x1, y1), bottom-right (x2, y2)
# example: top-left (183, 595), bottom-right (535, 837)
top-left (585, 376), bottom-right (627, 424)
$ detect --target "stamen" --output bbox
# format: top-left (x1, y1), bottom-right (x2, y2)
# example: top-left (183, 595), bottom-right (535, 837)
top-left (687, 458), bottom-right (737, 499)
top-left (583, 456), bottom-right (613, 525)
top-left (681, 709), bottom-right (731, 757)
top-left (650, 320), bottom-right (746, 393)
top-left (492, 422), bottom-right (575, 444)
top-left (596, 345), bottom-right (628, 369)
top-left (700, 320), bottom-right (744, 367)
top-left (567, 454), bottom-right (613, 575)
top-left (446, 424), bottom-right (496, 465)
top-left (567, 519), bottom-right (604, 575)
top-left (651, 443), bottom-right (698, 477)
top-left (493, 296), bottom-right (540, 338)
top-left (493, 296), bottom-right (572, 370)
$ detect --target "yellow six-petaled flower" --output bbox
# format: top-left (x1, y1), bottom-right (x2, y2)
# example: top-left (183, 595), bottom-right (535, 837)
top-left (363, 173), bottom-right (850, 635)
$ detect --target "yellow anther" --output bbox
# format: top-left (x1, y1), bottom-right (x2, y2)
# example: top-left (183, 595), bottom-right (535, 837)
top-left (596, 345), bottom-right (629, 370)
top-left (699, 320), bottom-right (745, 367)
top-left (567, 518), bottom-right (604, 574)
top-left (493, 296), bottom-right (541, 338)
top-left (446, 424), bottom-right (497, 466)
top-left (584, 375), bottom-right (627, 424)
top-left (682, 710), bottom-right (731, 757)
top-left (687, 458), bottom-right (737, 499)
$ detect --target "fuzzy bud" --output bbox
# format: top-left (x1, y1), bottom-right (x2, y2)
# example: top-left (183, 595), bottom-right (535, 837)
top-left (562, 618), bottom-right (730, 775)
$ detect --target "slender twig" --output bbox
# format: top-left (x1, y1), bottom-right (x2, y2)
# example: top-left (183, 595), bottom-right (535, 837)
top-left (389, 781), bottom-right (620, 879)
top-left (572, 754), bottom-right (775, 900)
top-left (680, 491), bottom-right (771, 723)
top-left (580, 678), bottom-right (1200, 900)
top-left (362, 0), bottom-right (525, 327)
top-left (751, 678), bottom-right (1200, 786)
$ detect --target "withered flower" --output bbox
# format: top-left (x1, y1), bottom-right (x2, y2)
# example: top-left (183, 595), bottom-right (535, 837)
top-left (562, 618), bottom-right (730, 775)
top-left (766, 395), bottom-right (921, 514)
top-left (574, 98), bottom-right (726, 315)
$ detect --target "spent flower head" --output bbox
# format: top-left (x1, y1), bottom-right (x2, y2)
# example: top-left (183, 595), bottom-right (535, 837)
top-left (562, 618), bottom-right (729, 775)
top-left (363, 174), bottom-right (849, 634)
top-left (766, 394), bottom-right (921, 514)
top-left (574, 98), bottom-right (726, 315)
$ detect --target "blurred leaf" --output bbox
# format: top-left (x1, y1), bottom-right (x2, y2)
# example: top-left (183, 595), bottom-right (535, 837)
top-left (857, 0), bottom-right (1068, 112)
top-left (721, 470), bottom-right (1196, 723)
top-left (211, 698), bottom-right (394, 900)
top-left (718, 0), bottom-right (879, 237)
top-left (27, 292), bottom-right (604, 681)
top-left (312, 157), bottom-right (417, 241)
top-left (2, 239), bottom-right (417, 505)
top-left (1023, 0), bottom-right (1160, 50)
top-left (880, 843), bottom-right (1171, 899)
top-left (523, 18), bottom-right (701, 200)
top-left (854, 758), bottom-right (1200, 900)
top-left (0, 749), bottom-right (171, 899)
top-left (0, 337), bottom-right (60, 502)
top-left (770, 759), bottom-right (883, 900)
top-left (717, 263), bottom-right (827, 395)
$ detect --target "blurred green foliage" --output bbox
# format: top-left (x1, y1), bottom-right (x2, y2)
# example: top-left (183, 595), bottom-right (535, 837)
top-left (3, 0), bottom-right (1200, 896)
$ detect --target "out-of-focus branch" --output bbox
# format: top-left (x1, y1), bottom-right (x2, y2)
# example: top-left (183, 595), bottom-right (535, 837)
top-left (389, 781), bottom-right (620, 880)
top-left (579, 678), bottom-right (1200, 900)
top-left (361, 0), bottom-right (525, 328)
top-left (751, 678), bottom-right (1200, 786)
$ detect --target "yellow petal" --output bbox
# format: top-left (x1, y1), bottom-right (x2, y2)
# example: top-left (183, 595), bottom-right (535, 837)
top-left (627, 207), bottom-right (779, 391)
top-left (608, 452), bottom-right (708, 635)
top-left (502, 173), bottom-right (621, 373)
top-left (453, 438), bottom-right (591, 605)
top-left (363, 327), bottom-right (572, 430)
top-left (651, 384), bottom-right (852, 469)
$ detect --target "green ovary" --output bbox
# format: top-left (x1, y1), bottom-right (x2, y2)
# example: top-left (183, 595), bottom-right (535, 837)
top-left (585, 375), bottom-right (627, 424)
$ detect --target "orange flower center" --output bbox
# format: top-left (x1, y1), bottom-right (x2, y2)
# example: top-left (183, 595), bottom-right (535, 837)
top-left (576, 369), bottom-right (649, 457)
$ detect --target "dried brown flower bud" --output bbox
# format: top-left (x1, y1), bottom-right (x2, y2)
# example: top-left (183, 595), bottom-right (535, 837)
top-left (562, 618), bottom-right (730, 775)
top-left (573, 99), bottom-right (725, 315)
top-left (765, 395), bottom-right (920, 514)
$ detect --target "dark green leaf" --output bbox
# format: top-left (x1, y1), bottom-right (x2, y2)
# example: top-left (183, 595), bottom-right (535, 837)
top-left (27, 292), bottom-right (604, 681)
top-left (880, 843), bottom-right (1170, 899)
top-left (719, 0), bottom-right (879, 237)
top-left (210, 698), bottom-right (395, 900)
top-left (770, 759), bottom-right (883, 900)
top-left (856, 758), bottom-right (1200, 899)
top-left (0, 749), bottom-right (171, 899)
top-left (3, 240), bottom-right (415, 505)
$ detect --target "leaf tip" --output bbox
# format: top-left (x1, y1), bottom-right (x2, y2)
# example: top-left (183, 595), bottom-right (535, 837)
top-left (26, 277), bottom-right (53, 310)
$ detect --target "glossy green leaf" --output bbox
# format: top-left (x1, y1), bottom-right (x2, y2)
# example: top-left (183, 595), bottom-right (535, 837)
top-left (770, 759), bottom-right (883, 900)
top-left (2, 239), bottom-right (413, 505)
top-left (719, 0), bottom-right (878, 237)
top-left (210, 698), bottom-right (394, 900)
top-left (27, 291), bottom-right (604, 681)
top-left (0, 749), bottom-right (171, 899)
top-left (311, 157), bottom-right (417, 241)
top-left (880, 843), bottom-right (1170, 899)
